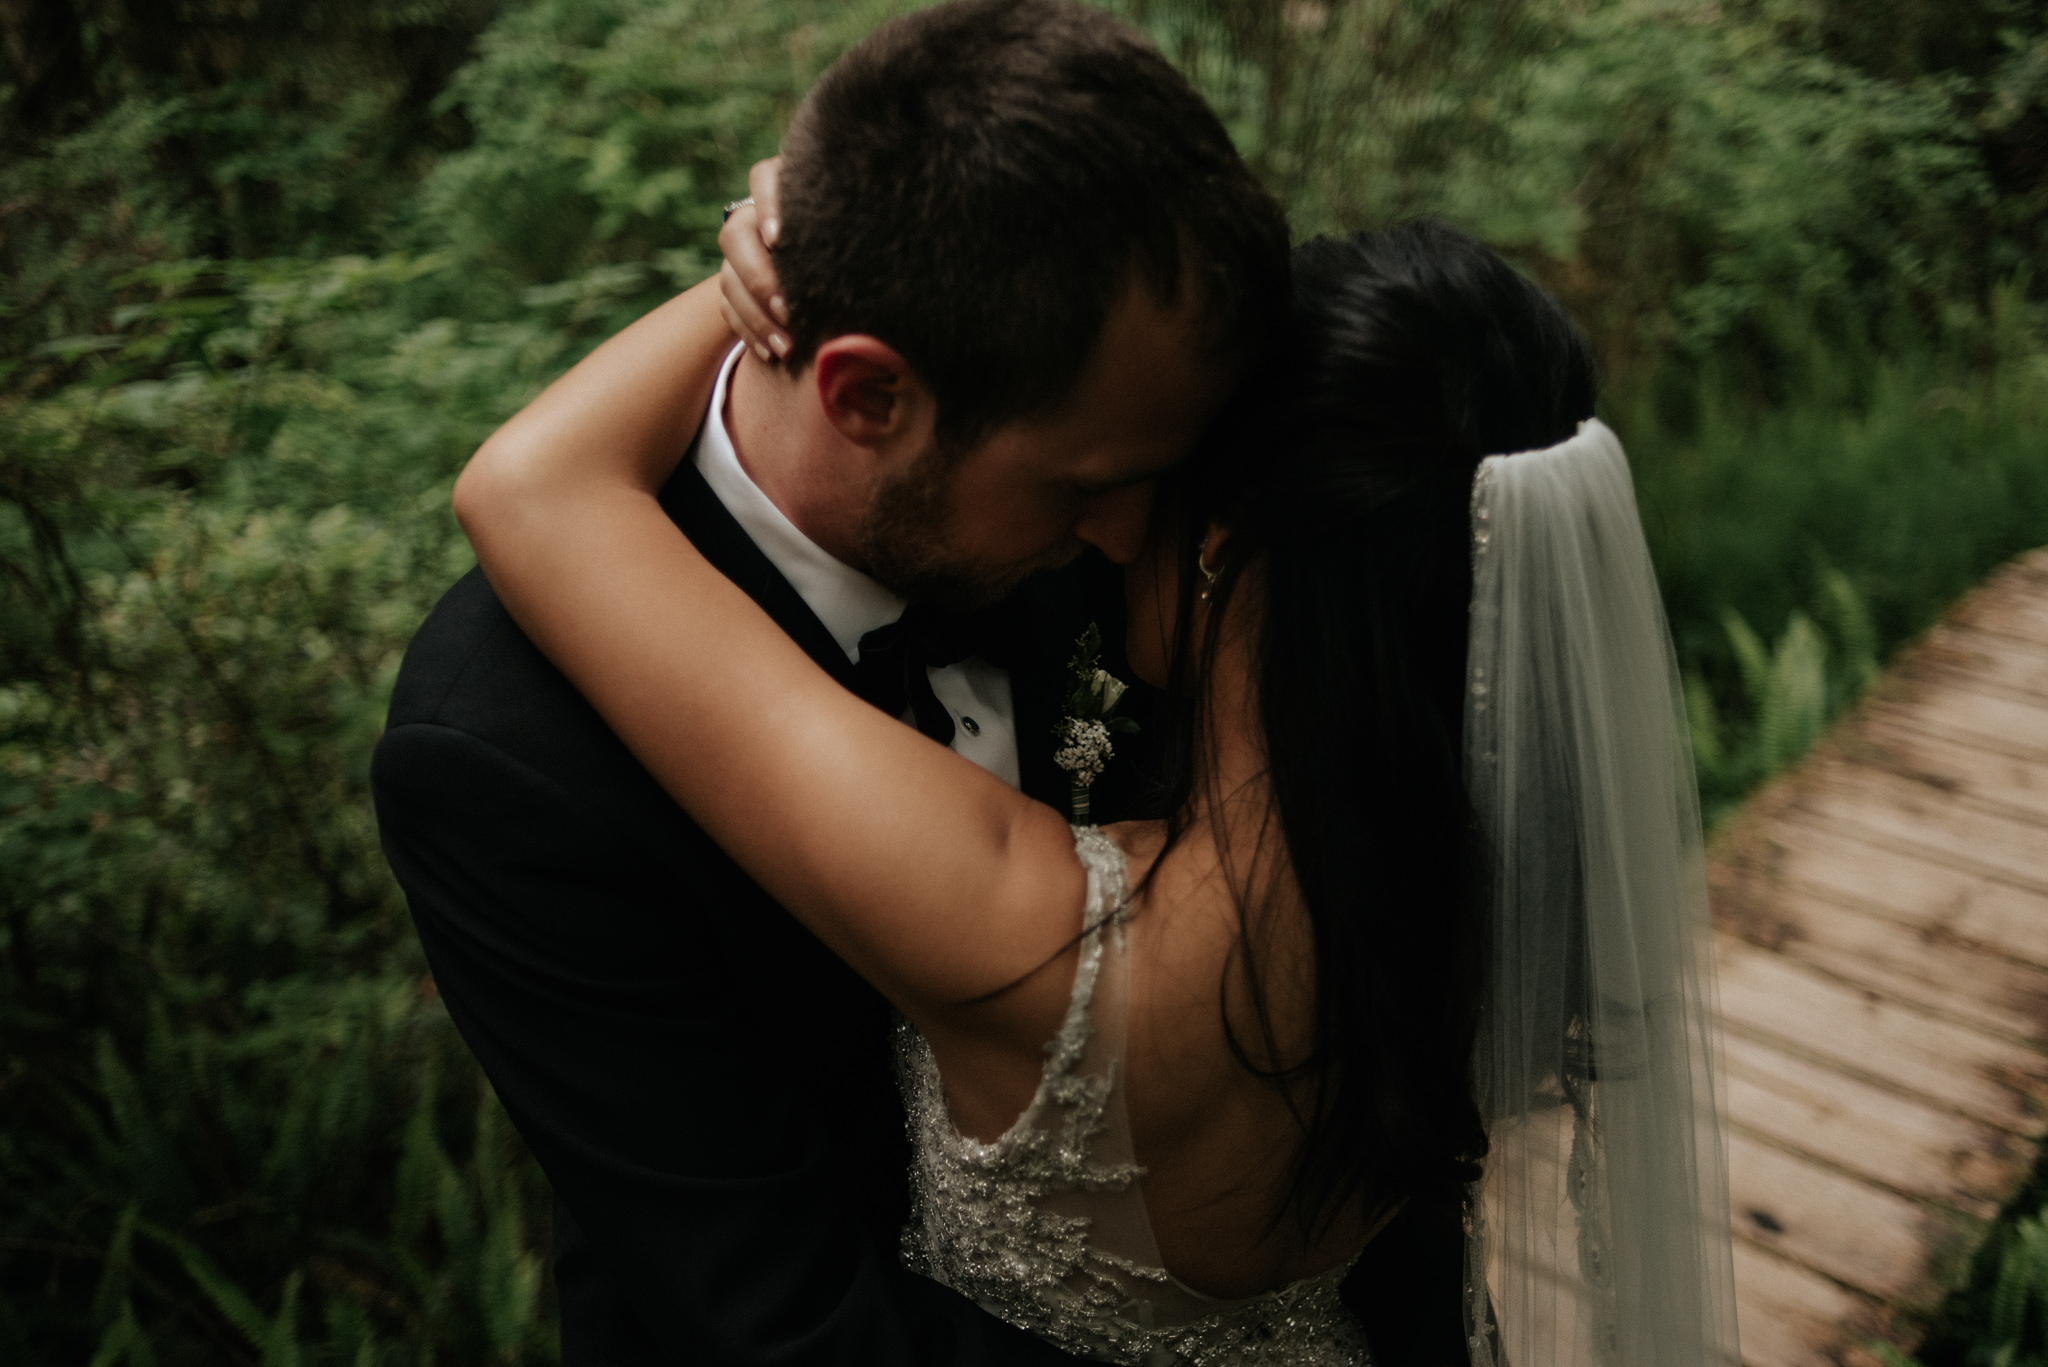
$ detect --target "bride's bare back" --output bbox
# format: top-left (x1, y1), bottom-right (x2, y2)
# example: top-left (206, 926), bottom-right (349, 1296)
top-left (928, 813), bottom-right (1371, 1301)
top-left (898, 825), bottom-right (1368, 1364)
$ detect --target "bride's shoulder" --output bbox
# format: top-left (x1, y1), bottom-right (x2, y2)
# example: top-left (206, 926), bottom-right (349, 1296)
top-left (1106, 819), bottom-right (1247, 941)
top-left (1097, 819), bottom-right (1167, 888)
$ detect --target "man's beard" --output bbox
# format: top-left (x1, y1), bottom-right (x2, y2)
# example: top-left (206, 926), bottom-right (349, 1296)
top-left (855, 445), bottom-right (1080, 610)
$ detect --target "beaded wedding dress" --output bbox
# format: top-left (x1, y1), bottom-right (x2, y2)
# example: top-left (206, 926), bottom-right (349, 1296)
top-left (894, 825), bottom-right (1370, 1367)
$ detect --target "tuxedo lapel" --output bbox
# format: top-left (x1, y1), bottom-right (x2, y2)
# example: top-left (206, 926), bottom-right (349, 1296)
top-left (658, 454), bottom-right (855, 688)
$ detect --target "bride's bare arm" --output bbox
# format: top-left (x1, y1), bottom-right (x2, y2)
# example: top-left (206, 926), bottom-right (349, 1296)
top-left (453, 279), bottom-right (1085, 1046)
top-left (464, 277), bottom-right (733, 498)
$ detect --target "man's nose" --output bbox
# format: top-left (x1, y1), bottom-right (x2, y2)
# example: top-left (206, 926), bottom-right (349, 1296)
top-left (1073, 482), bottom-right (1155, 565)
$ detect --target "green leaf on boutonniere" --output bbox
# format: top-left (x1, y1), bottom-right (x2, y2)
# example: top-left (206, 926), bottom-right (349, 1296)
top-left (1061, 623), bottom-right (1136, 727)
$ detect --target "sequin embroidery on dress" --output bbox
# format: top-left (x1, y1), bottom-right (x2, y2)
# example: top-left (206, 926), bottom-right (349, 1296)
top-left (895, 825), bottom-right (1371, 1366)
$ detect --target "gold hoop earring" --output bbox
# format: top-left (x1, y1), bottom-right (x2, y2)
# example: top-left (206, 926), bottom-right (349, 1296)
top-left (1196, 552), bottom-right (1221, 603)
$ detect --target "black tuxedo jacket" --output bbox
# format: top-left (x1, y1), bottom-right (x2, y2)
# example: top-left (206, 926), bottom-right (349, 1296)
top-left (371, 457), bottom-right (1465, 1366)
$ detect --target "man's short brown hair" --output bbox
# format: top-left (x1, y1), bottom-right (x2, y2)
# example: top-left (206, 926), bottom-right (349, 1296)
top-left (774, 0), bottom-right (1289, 448)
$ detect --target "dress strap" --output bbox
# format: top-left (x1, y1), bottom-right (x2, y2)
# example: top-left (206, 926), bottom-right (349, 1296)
top-left (1039, 827), bottom-right (1163, 1274)
top-left (1071, 824), bottom-right (1132, 935)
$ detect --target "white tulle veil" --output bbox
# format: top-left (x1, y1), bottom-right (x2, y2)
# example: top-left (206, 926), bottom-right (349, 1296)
top-left (1462, 419), bottom-right (1740, 1366)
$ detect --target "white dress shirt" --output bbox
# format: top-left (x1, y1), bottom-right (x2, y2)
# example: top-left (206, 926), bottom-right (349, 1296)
top-left (693, 345), bottom-right (1022, 788)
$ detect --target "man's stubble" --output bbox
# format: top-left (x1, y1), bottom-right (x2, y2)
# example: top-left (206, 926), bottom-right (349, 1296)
top-left (855, 444), bottom-right (1080, 610)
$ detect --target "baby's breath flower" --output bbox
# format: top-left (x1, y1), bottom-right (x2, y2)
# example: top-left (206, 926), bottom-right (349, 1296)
top-left (1053, 717), bottom-right (1114, 789)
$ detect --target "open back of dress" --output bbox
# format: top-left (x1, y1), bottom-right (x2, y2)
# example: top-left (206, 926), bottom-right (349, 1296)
top-left (894, 825), bottom-right (1369, 1367)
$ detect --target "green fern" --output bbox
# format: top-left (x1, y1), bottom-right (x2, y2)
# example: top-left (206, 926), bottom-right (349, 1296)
top-left (1685, 674), bottom-right (1725, 773)
top-left (1993, 1230), bottom-right (2034, 1348)
top-left (1691, 569), bottom-right (1888, 822)
top-left (1815, 562), bottom-right (1881, 696)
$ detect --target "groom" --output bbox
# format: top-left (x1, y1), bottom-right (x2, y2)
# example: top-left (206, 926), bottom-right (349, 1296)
top-left (374, 2), bottom-right (1464, 1364)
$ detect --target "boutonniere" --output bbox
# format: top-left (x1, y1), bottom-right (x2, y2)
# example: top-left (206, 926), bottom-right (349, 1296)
top-left (1052, 623), bottom-right (1139, 824)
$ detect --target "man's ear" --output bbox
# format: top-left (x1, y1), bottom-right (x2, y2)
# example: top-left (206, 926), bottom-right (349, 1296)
top-left (813, 336), bottom-right (928, 449)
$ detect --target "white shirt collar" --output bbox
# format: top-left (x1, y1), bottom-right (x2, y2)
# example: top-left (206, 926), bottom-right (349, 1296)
top-left (693, 344), bottom-right (905, 662)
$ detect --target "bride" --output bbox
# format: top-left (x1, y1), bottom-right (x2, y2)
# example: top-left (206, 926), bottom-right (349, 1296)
top-left (453, 219), bottom-right (1740, 1366)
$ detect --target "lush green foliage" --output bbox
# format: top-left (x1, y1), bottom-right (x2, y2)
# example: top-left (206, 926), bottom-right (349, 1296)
top-left (1, 5), bottom-right (893, 1361)
top-left (3, 1), bottom-right (2046, 1362)
top-left (1633, 294), bottom-right (2048, 818)
top-left (1890, 1156), bottom-right (2048, 1367)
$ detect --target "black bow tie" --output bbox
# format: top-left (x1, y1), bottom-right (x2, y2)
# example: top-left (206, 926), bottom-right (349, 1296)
top-left (851, 601), bottom-right (1014, 747)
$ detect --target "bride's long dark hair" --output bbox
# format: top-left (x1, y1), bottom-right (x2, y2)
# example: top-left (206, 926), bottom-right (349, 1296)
top-left (1152, 220), bottom-right (1599, 1239)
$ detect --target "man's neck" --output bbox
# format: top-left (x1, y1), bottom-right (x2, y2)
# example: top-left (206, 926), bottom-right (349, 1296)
top-left (724, 350), bottom-right (869, 566)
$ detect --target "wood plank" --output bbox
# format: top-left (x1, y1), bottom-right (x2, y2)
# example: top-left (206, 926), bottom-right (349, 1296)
top-left (1726, 813), bottom-right (2048, 969)
top-left (1950, 561), bottom-right (2048, 648)
top-left (1710, 874), bottom-right (2048, 1043)
top-left (1732, 1238), bottom-right (1890, 1367)
top-left (1855, 679), bottom-right (2048, 764)
top-left (1847, 705), bottom-right (2048, 825)
top-left (1713, 937), bottom-right (2048, 1135)
top-left (1704, 549), bottom-right (2048, 1365)
top-left (1720, 1029), bottom-right (2028, 1217)
top-left (1788, 761), bottom-right (2048, 895)
top-left (1726, 1129), bottom-right (1977, 1305)
top-left (1901, 622), bottom-right (2048, 705)
top-left (1903, 671), bottom-right (2048, 717)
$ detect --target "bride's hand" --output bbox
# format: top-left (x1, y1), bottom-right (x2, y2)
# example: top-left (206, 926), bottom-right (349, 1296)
top-left (718, 157), bottom-right (791, 363)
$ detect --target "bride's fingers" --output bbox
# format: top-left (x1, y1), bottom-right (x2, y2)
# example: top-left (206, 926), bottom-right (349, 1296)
top-left (718, 259), bottom-right (781, 362)
top-left (748, 157), bottom-right (784, 254)
top-left (717, 292), bottom-right (762, 362)
top-left (718, 204), bottom-right (790, 356)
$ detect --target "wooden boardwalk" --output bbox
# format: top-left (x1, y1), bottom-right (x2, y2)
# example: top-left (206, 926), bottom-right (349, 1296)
top-left (1709, 548), bottom-right (2048, 1367)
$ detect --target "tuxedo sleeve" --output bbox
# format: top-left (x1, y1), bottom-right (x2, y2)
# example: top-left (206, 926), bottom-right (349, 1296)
top-left (372, 720), bottom-right (1088, 1367)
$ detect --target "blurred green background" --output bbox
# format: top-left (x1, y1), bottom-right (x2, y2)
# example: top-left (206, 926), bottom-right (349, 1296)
top-left (3, 1), bottom-right (2046, 1363)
